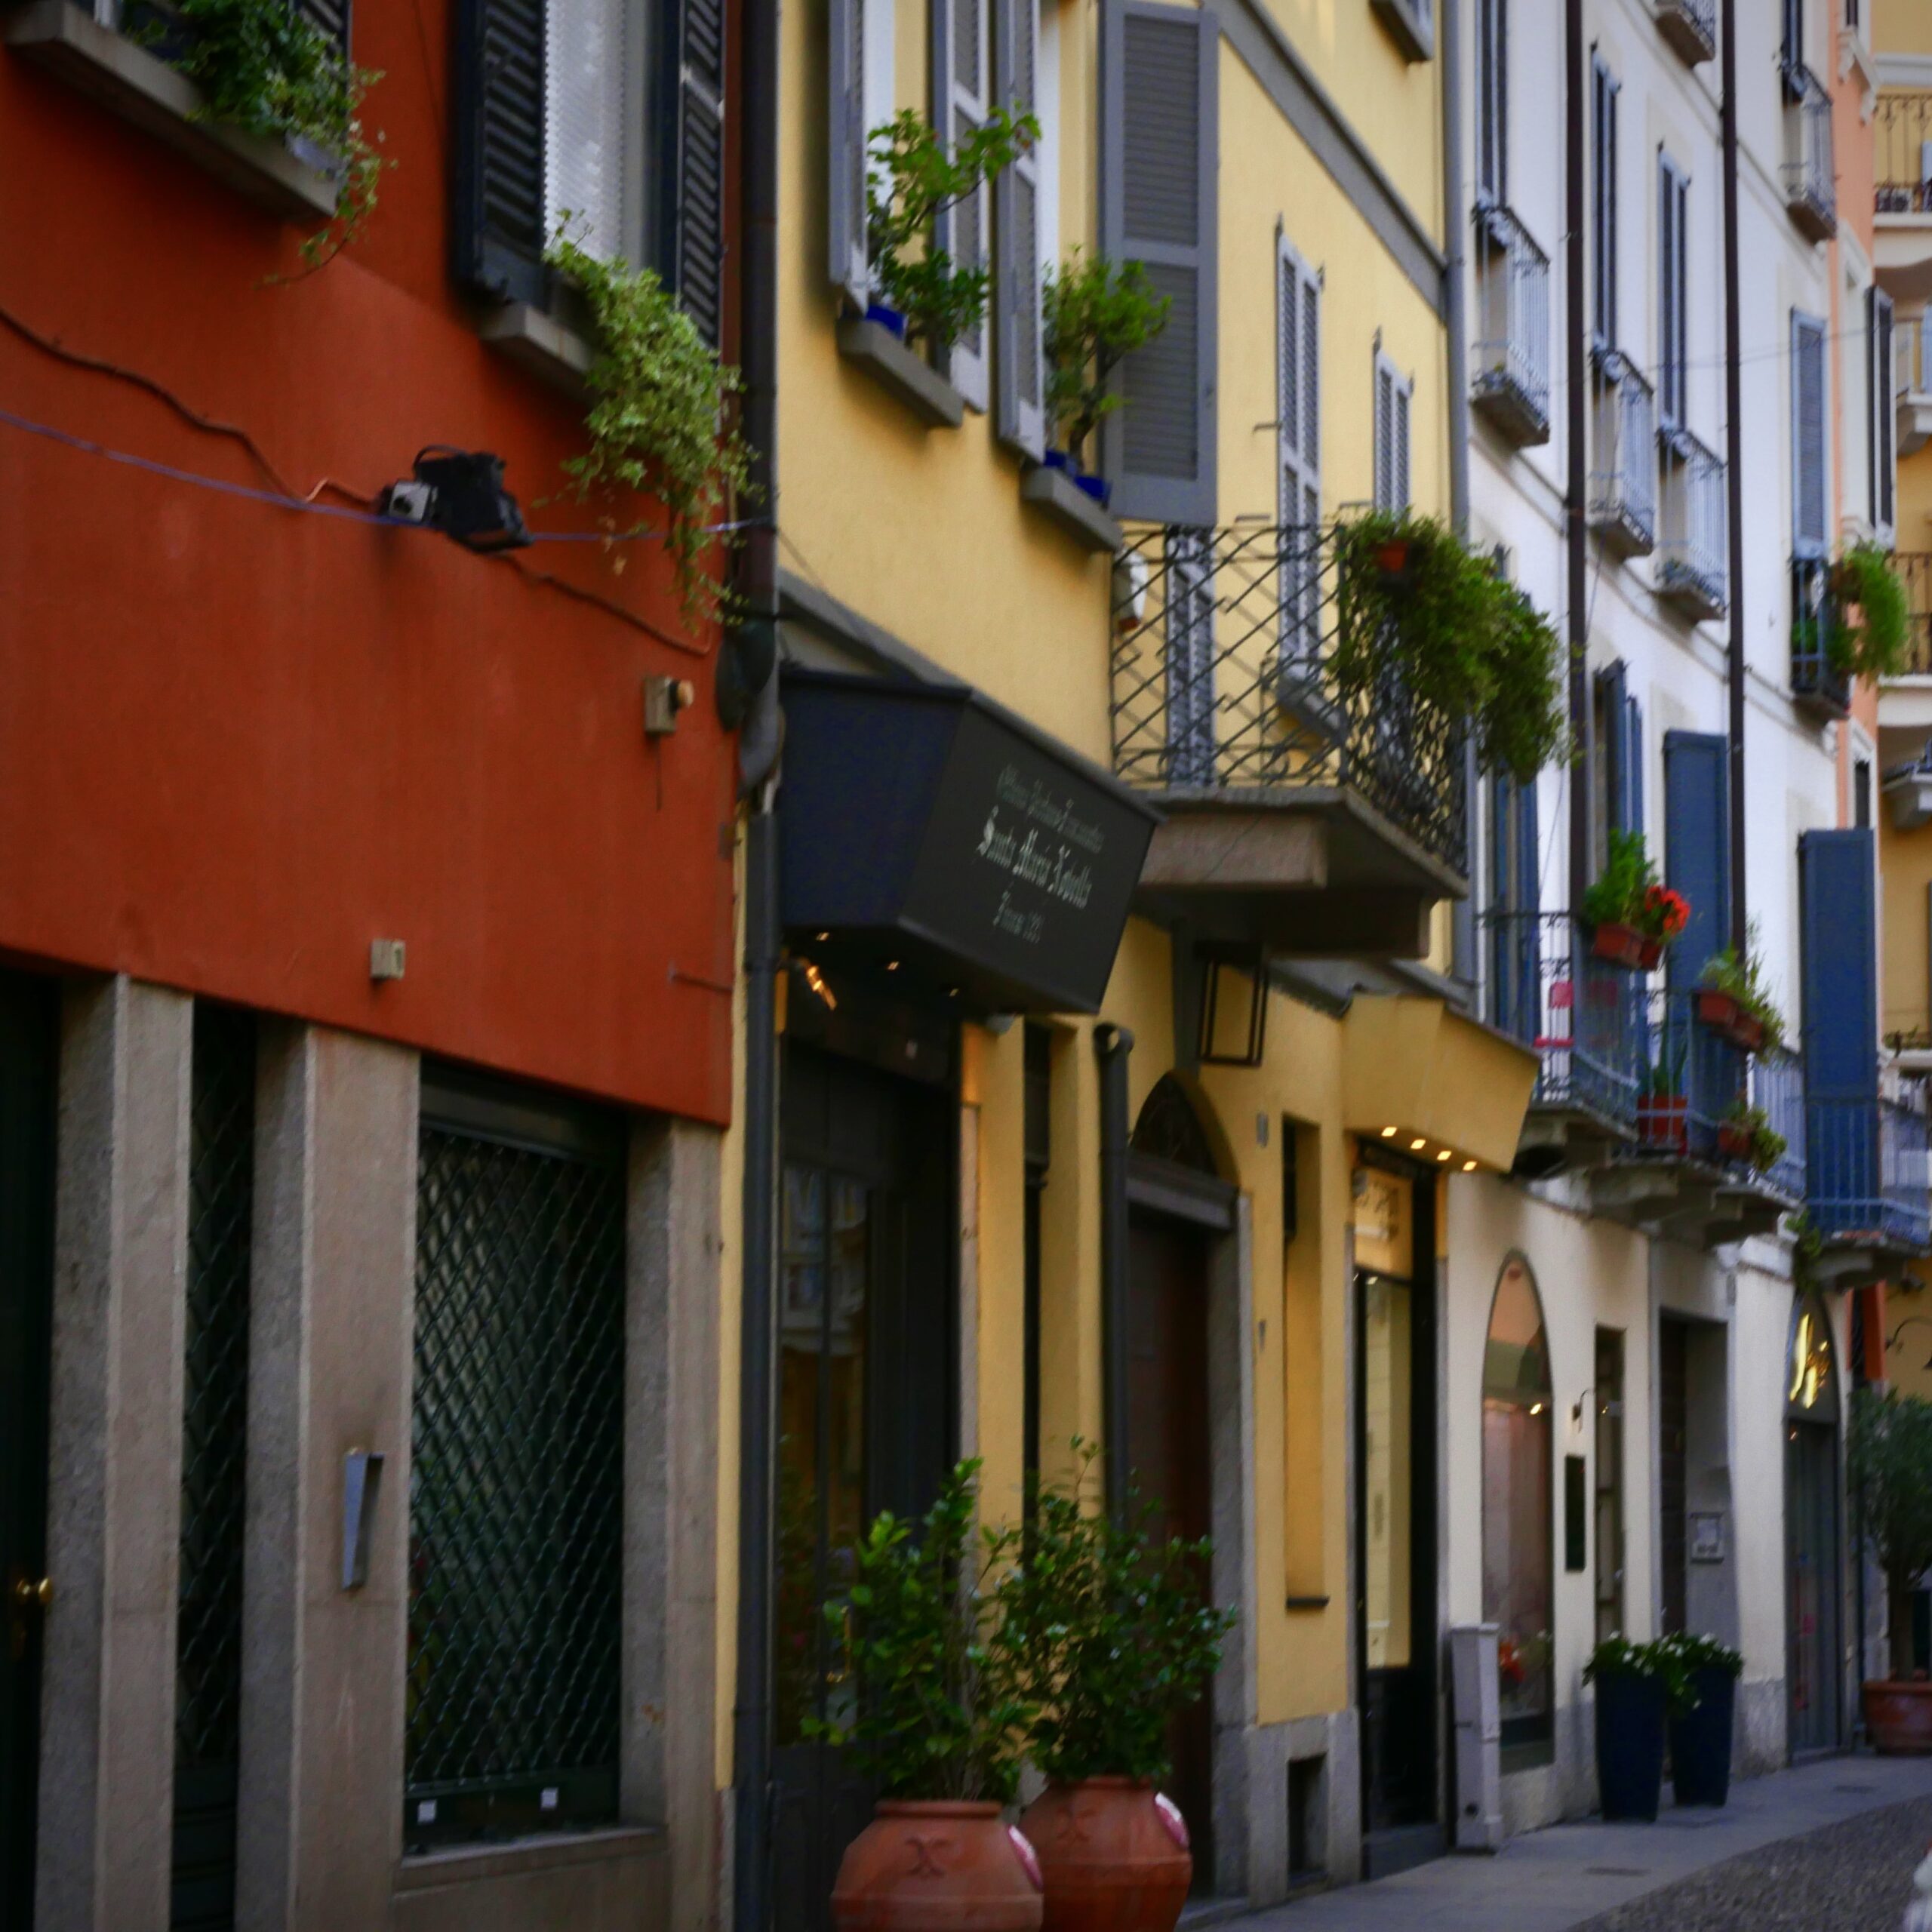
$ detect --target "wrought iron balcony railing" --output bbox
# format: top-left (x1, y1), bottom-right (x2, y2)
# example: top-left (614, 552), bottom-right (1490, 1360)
top-left (1657, 429), bottom-right (1726, 621)
top-left (1471, 203), bottom-right (1551, 446)
top-left (1876, 90), bottom-right (1932, 216)
top-left (1897, 552), bottom-right (1932, 677)
top-left (1589, 352), bottom-right (1657, 555)
top-left (1791, 556), bottom-right (1851, 718)
top-left (1750, 1044), bottom-right (1808, 1206)
top-left (1654, 0), bottom-right (1715, 65)
top-left (1632, 984), bottom-right (1755, 1170)
top-left (1109, 522), bottom-right (1469, 873)
top-left (1783, 65), bottom-right (1836, 242)
top-left (1807, 1086), bottom-right (1931, 1254)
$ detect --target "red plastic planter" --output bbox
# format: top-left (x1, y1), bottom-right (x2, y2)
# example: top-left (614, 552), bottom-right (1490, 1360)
top-left (1716, 1124), bottom-right (1753, 1161)
top-left (1695, 989), bottom-right (1765, 1053)
top-left (1638, 1096), bottom-right (1689, 1153)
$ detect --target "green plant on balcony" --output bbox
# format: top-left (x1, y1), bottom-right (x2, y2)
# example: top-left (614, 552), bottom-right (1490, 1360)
top-left (140, 0), bottom-right (385, 273)
top-left (1826, 541), bottom-right (1910, 679)
top-left (1697, 924), bottom-right (1785, 1052)
top-left (546, 226), bottom-right (754, 622)
top-left (1331, 512), bottom-right (1567, 785)
top-left (1718, 1100), bottom-right (1787, 1174)
top-left (866, 108), bottom-right (1039, 349)
top-left (1042, 250), bottom-right (1171, 469)
top-left (1579, 830), bottom-right (1690, 959)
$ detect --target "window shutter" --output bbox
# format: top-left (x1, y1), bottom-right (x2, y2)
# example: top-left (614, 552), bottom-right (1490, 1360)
top-left (828, 0), bottom-right (870, 310)
top-left (1598, 660), bottom-right (1629, 835)
top-left (453, 0), bottom-right (550, 306)
top-left (1872, 286), bottom-right (1897, 536)
top-left (995, 0), bottom-right (1044, 457)
top-left (1624, 693), bottom-right (1644, 837)
top-left (1801, 829), bottom-right (1878, 1102)
top-left (1592, 60), bottom-right (1618, 349)
top-left (672, 0), bottom-right (728, 347)
top-left (298, 0), bottom-right (352, 59)
top-left (1100, 0), bottom-right (1219, 525)
top-left (932, 0), bottom-right (991, 409)
top-left (1664, 730), bottom-right (1730, 985)
top-left (1783, 0), bottom-right (1803, 72)
top-left (1659, 159), bottom-right (1686, 429)
top-left (1477, 0), bottom-right (1506, 205)
top-left (1278, 237), bottom-right (1319, 525)
top-left (1373, 353), bottom-right (1411, 512)
top-left (1792, 310), bottom-right (1828, 559)
top-left (1487, 774), bottom-right (1540, 1039)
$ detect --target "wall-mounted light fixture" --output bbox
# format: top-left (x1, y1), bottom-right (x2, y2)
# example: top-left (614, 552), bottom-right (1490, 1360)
top-left (377, 448), bottom-right (531, 552)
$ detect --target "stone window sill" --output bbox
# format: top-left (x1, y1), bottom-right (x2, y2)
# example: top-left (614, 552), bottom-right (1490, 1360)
top-left (835, 317), bottom-right (964, 429)
top-left (5, 0), bottom-right (339, 222)
top-left (1020, 463), bottom-right (1121, 553)
top-left (396, 1824), bottom-right (664, 1891)
top-left (478, 300), bottom-right (596, 402)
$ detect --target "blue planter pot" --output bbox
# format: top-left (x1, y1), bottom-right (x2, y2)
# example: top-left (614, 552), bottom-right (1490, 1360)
top-left (865, 301), bottom-right (908, 340)
top-left (1073, 472), bottom-right (1113, 509)
top-left (1669, 1666), bottom-right (1737, 1807)
top-left (1042, 448), bottom-right (1073, 472)
top-left (1594, 1670), bottom-right (1666, 1822)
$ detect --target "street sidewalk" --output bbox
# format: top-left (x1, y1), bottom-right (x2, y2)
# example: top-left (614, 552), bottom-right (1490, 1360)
top-left (1232, 1755), bottom-right (1932, 1931)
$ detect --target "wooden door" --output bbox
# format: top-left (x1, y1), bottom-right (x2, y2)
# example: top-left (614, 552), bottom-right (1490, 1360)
top-left (1126, 1211), bottom-right (1213, 1880)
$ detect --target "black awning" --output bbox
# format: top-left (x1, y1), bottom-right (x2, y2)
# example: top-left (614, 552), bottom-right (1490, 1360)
top-left (777, 669), bottom-right (1159, 1015)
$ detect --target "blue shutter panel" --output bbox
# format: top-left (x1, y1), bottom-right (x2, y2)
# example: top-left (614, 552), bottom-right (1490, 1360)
top-left (1664, 731), bottom-right (1729, 983)
top-left (1100, 0), bottom-right (1218, 524)
top-left (1598, 660), bottom-right (1629, 835)
top-left (1800, 829), bottom-right (1878, 1102)
top-left (1625, 696), bottom-right (1644, 838)
top-left (454, 0), bottom-right (550, 306)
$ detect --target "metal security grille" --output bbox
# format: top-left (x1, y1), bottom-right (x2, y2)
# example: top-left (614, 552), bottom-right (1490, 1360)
top-left (406, 1079), bottom-right (626, 1846)
top-left (171, 1006), bottom-right (256, 1932)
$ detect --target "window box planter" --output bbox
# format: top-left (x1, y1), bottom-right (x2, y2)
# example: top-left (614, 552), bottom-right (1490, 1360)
top-left (1638, 1094), bottom-right (1689, 1153)
top-left (835, 315), bottom-right (964, 429)
top-left (1593, 1669), bottom-right (1666, 1822)
top-left (4, 0), bottom-right (340, 222)
top-left (1020, 462), bottom-right (1121, 555)
top-left (1694, 989), bottom-right (1764, 1053)
top-left (1669, 1666), bottom-right (1736, 1806)
top-left (1590, 921), bottom-right (1663, 971)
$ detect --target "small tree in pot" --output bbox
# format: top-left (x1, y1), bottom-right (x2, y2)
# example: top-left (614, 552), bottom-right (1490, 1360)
top-left (1849, 1388), bottom-right (1932, 1753)
top-left (812, 1461), bottom-right (1044, 1932)
top-left (1005, 1445), bottom-right (1237, 1932)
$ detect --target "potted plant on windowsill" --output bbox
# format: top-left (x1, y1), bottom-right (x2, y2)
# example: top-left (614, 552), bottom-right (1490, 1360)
top-left (1654, 1632), bottom-right (1743, 1807)
top-left (1715, 1102), bottom-right (1786, 1174)
top-left (1579, 831), bottom-right (1687, 970)
top-left (1005, 1444), bottom-right (1237, 1932)
top-left (1695, 925), bottom-right (1783, 1055)
top-left (1585, 1636), bottom-right (1693, 1822)
top-left (814, 1462), bottom-right (1044, 1932)
top-left (1042, 251), bottom-right (1171, 508)
top-left (1850, 1388), bottom-right (1932, 1755)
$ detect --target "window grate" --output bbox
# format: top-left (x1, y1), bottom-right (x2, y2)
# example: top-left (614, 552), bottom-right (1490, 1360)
top-left (171, 1005), bottom-right (256, 1932)
top-left (405, 1108), bottom-right (627, 1845)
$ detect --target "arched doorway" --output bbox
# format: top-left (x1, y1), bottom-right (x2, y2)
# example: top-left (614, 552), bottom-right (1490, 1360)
top-left (1127, 1076), bottom-right (1229, 1885)
top-left (1482, 1256), bottom-right (1553, 1767)
top-left (1786, 1293), bottom-right (1841, 1755)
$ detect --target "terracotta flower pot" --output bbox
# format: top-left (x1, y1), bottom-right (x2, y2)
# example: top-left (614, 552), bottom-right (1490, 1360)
top-left (1591, 922), bottom-right (1662, 971)
top-left (1716, 1124), bottom-right (1753, 1161)
top-left (832, 1802), bottom-right (1045, 1932)
top-left (1863, 1680), bottom-right (1932, 1755)
top-left (1020, 1780), bottom-right (1192, 1932)
top-left (1373, 537), bottom-right (1412, 577)
top-left (1638, 1095), bottom-right (1689, 1154)
top-left (1694, 990), bottom-right (1764, 1052)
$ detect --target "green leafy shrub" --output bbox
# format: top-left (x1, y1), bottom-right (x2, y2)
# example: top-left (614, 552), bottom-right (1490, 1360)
top-left (1828, 542), bottom-right (1909, 680)
top-left (1583, 1634), bottom-right (1697, 1715)
top-left (1004, 1443), bottom-right (1236, 1783)
top-left (1698, 921), bottom-right (1784, 1051)
top-left (1331, 512), bottom-right (1567, 785)
top-left (146, 0), bottom-right (384, 272)
top-left (1043, 251), bottom-right (1171, 468)
top-left (546, 229), bottom-right (753, 622)
top-left (1652, 1630), bottom-right (1744, 1679)
top-left (806, 1460), bottom-right (1032, 1802)
top-left (1849, 1387), bottom-right (1932, 1680)
top-left (866, 108), bottom-right (1038, 348)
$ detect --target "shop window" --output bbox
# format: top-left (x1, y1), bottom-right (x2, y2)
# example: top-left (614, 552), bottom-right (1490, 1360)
top-left (1482, 1256), bottom-right (1553, 1767)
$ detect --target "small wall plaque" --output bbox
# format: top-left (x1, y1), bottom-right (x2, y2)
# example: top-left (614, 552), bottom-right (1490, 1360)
top-left (1690, 1511), bottom-right (1727, 1564)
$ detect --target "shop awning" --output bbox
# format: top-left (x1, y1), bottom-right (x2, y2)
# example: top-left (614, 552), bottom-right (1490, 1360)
top-left (778, 669), bottom-right (1160, 1014)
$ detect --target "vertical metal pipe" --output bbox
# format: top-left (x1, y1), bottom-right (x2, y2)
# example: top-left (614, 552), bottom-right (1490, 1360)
top-left (1095, 1023), bottom-right (1134, 1527)
top-left (1721, 0), bottom-right (1748, 950)
top-left (1565, 0), bottom-right (1589, 910)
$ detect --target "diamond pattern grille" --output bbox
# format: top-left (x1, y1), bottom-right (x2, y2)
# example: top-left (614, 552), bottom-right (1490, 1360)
top-left (406, 1118), bottom-right (626, 1826)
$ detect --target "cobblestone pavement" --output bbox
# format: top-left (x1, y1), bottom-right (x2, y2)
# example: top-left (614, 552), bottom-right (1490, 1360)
top-left (1574, 1793), bottom-right (1932, 1932)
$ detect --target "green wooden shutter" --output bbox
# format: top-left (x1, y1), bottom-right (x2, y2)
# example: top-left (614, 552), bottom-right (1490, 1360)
top-left (453, 0), bottom-right (550, 306)
top-left (1100, 0), bottom-right (1218, 525)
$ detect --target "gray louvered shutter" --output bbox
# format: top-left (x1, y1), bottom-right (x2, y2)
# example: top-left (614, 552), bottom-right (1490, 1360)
top-left (673, 0), bottom-right (727, 347)
top-left (298, 0), bottom-right (352, 60)
top-left (454, 0), bottom-right (550, 306)
top-left (933, 0), bottom-right (991, 408)
top-left (1100, 0), bottom-right (1219, 525)
top-left (828, 0), bottom-right (870, 309)
top-left (995, 0), bottom-right (1044, 456)
top-left (1373, 352), bottom-right (1411, 512)
top-left (1792, 310), bottom-right (1828, 560)
top-left (1872, 286), bottom-right (1897, 535)
top-left (1278, 235), bottom-right (1319, 682)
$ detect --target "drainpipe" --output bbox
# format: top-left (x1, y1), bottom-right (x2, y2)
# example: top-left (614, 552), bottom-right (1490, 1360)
top-left (1096, 1023), bottom-right (1135, 1527)
top-left (1721, 0), bottom-right (1747, 952)
top-left (1565, 0), bottom-right (1589, 915)
top-left (730, 0), bottom-right (782, 1912)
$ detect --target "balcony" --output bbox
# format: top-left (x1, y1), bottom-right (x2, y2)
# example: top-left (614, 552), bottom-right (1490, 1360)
top-left (1876, 91), bottom-right (1932, 217)
top-left (1471, 204), bottom-right (1551, 447)
top-left (1656, 429), bottom-right (1726, 622)
top-left (1805, 1082), bottom-right (1932, 1279)
top-left (1783, 65), bottom-right (1836, 244)
top-left (1110, 522), bottom-right (1467, 959)
top-left (1654, 0), bottom-right (1715, 66)
top-left (1589, 352), bottom-right (1657, 557)
top-left (1791, 557), bottom-right (1851, 721)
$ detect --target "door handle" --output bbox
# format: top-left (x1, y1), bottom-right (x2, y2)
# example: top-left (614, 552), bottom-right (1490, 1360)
top-left (12, 1577), bottom-right (51, 1611)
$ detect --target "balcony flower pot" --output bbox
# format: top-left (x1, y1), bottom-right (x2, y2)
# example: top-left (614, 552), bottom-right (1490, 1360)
top-left (866, 300), bottom-right (909, 340)
top-left (1716, 1124), bottom-right (1754, 1161)
top-left (832, 1803), bottom-right (1045, 1932)
top-left (1042, 448), bottom-right (1072, 473)
top-left (1669, 1666), bottom-right (1737, 1807)
top-left (1592, 921), bottom-right (1663, 971)
top-left (1638, 1094), bottom-right (1689, 1154)
top-left (1592, 1668), bottom-right (1667, 1822)
top-left (1863, 1680), bottom-right (1932, 1755)
top-left (1694, 989), bottom-right (1764, 1053)
top-left (1019, 1781), bottom-right (1190, 1932)
top-left (1073, 472), bottom-right (1113, 509)
top-left (1372, 535), bottom-right (1414, 582)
